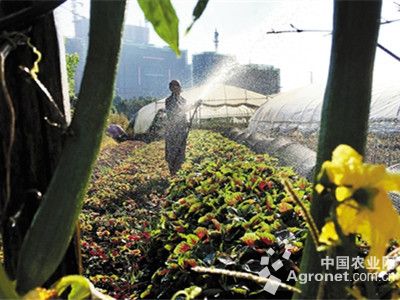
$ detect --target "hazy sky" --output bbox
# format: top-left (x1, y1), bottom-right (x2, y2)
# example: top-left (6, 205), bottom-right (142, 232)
top-left (55, 0), bottom-right (400, 91)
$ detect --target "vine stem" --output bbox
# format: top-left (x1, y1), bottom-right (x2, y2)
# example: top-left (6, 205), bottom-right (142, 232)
top-left (16, 0), bottom-right (127, 293)
top-left (191, 266), bottom-right (301, 294)
top-left (282, 180), bottom-right (320, 248)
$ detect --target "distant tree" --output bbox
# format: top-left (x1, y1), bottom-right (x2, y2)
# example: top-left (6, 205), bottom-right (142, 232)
top-left (113, 96), bottom-right (157, 119)
top-left (66, 53), bottom-right (79, 100)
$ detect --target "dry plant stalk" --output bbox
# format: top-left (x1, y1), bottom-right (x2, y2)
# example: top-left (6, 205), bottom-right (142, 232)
top-left (191, 266), bottom-right (301, 294)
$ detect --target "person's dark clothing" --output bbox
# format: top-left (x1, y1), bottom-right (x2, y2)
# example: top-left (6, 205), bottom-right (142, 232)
top-left (107, 124), bottom-right (128, 142)
top-left (165, 94), bottom-right (189, 175)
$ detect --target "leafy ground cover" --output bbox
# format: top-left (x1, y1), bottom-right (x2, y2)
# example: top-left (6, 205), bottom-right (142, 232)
top-left (81, 130), bottom-right (312, 299)
top-left (136, 130), bottom-right (312, 299)
top-left (80, 139), bottom-right (170, 298)
top-left (2, 130), bottom-right (397, 298)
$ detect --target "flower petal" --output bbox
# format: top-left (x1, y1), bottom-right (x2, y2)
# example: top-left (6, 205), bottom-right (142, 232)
top-left (335, 187), bottom-right (353, 201)
top-left (319, 221), bottom-right (340, 246)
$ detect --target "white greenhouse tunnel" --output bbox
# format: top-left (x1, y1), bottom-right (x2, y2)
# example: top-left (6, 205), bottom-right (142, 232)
top-left (248, 82), bottom-right (400, 134)
top-left (242, 81), bottom-right (400, 184)
top-left (134, 81), bottom-right (400, 136)
top-left (133, 83), bottom-right (268, 134)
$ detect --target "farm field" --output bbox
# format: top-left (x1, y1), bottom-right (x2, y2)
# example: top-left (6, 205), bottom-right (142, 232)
top-left (1, 1), bottom-right (400, 299)
top-left (80, 130), bottom-right (312, 299)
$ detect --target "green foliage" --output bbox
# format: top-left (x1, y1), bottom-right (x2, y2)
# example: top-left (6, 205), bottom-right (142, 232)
top-left (80, 140), bottom-right (169, 298)
top-left (172, 286), bottom-right (202, 300)
top-left (192, 117), bottom-right (249, 134)
top-left (0, 264), bottom-right (19, 299)
top-left (298, 2), bottom-right (383, 299)
top-left (54, 275), bottom-right (90, 300)
top-left (78, 130), bottom-right (312, 298)
top-left (100, 134), bottom-right (118, 150)
top-left (137, 130), bottom-right (312, 298)
top-left (136, 0), bottom-right (209, 54)
top-left (186, 0), bottom-right (209, 34)
top-left (107, 112), bottom-right (129, 130)
top-left (113, 96), bottom-right (156, 119)
top-left (66, 53), bottom-right (79, 99)
top-left (15, 0), bottom-right (127, 293)
top-left (137, 0), bottom-right (180, 55)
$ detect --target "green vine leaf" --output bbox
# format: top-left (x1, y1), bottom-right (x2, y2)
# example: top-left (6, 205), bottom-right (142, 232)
top-left (54, 275), bottom-right (90, 300)
top-left (54, 275), bottom-right (114, 300)
top-left (137, 0), bottom-right (180, 55)
top-left (0, 264), bottom-right (19, 299)
top-left (16, 0), bottom-right (127, 293)
top-left (186, 0), bottom-right (209, 34)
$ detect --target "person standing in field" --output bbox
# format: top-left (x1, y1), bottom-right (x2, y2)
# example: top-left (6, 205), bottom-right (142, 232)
top-left (165, 80), bottom-right (200, 175)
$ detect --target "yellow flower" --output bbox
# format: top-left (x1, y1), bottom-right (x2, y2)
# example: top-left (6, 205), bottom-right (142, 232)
top-left (317, 145), bottom-right (400, 270)
top-left (319, 221), bottom-right (340, 247)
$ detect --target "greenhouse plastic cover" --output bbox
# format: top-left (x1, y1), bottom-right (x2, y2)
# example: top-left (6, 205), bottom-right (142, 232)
top-left (248, 83), bottom-right (400, 134)
top-left (134, 83), bottom-right (268, 134)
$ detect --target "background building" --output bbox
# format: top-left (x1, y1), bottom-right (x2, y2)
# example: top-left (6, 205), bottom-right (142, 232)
top-left (66, 19), bottom-right (280, 98)
top-left (192, 51), bottom-right (280, 95)
top-left (117, 43), bottom-right (191, 98)
top-left (228, 64), bottom-right (280, 95)
top-left (65, 18), bottom-right (192, 99)
top-left (192, 52), bottom-right (236, 86)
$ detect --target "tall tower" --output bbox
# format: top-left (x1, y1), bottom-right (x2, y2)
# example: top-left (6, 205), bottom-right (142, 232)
top-left (214, 29), bottom-right (219, 52)
top-left (71, 0), bottom-right (83, 24)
